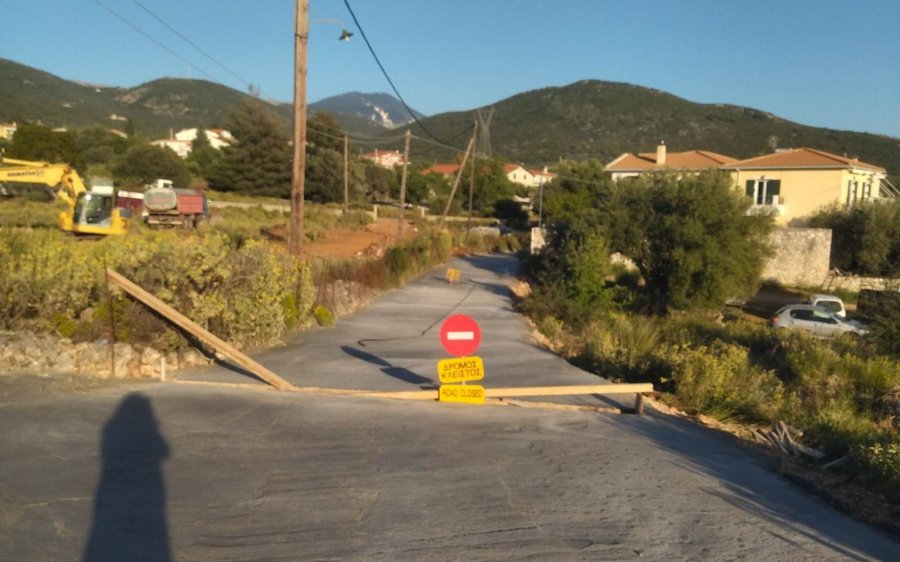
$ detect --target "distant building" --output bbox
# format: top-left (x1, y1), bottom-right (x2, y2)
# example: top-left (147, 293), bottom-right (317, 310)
top-left (363, 149), bottom-right (406, 168)
top-left (150, 128), bottom-right (234, 159)
top-left (424, 162), bottom-right (556, 189)
top-left (605, 142), bottom-right (738, 181)
top-left (504, 163), bottom-right (556, 188)
top-left (0, 122), bottom-right (16, 141)
top-left (606, 142), bottom-right (895, 225)
top-left (721, 147), bottom-right (890, 225)
top-left (423, 163), bottom-right (461, 177)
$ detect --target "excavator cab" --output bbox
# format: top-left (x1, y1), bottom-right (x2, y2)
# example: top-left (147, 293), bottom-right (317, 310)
top-left (61, 191), bottom-right (128, 235)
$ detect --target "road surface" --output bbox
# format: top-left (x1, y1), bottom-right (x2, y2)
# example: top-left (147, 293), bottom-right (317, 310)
top-left (1, 254), bottom-right (897, 561)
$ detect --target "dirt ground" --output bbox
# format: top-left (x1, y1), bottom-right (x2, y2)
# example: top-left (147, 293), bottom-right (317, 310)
top-left (266, 218), bottom-right (420, 260)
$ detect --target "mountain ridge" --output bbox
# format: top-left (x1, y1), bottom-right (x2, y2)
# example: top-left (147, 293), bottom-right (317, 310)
top-left (1, 58), bottom-right (898, 178)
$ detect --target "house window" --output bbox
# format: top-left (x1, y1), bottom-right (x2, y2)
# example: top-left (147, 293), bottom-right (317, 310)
top-left (862, 181), bottom-right (871, 200)
top-left (846, 181), bottom-right (858, 206)
top-left (745, 178), bottom-right (781, 205)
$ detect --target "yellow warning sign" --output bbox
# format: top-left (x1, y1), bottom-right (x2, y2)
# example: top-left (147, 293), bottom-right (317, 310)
top-left (438, 356), bottom-right (485, 383)
top-left (445, 268), bottom-right (461, 283)
top-left (439, 384), bottom-right (485, 404)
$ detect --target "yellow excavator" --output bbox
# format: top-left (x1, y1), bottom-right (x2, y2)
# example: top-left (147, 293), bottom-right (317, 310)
top-left (0, 156), bottom-right (128, 235)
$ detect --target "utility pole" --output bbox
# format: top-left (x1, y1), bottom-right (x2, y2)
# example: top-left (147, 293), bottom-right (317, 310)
top-left (397, 129), bottom-right (411, 241)
top-left (289, 0), bottom-right (309, 257)
top-left (467, 119), bottom-right (478, 232)
top-left (439, 131), bottom-right (476, 228)
top-left (343, 133), bottom-right (349, 212)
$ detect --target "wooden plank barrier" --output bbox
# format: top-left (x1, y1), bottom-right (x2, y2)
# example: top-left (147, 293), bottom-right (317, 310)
top-left (174, 380), bottom-right (653, 414)
top-left (105, 269), bottom-right (296, 391)
top-left (340, 383), bottom-right (654, 414)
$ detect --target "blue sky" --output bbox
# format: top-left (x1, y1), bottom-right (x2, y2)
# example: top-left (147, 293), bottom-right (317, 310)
top-left (4, 0), bottom-right (900, 138)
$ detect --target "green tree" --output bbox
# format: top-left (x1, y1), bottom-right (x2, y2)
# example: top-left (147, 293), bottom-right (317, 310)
top-left (608, 171), bottom-right (773, 315)
top-left (541, 159), bottom-right (614, 225)
top-left (76, 127), bottom-right (129, 166)
top-left (8, 125), bottom-right (84, 170)
top-left (808, 201), bottom-right (900, 276)
top-left (206, 99), bottom-right (291, 196)
top-left (304, 112), bottom-right (347, 203)
top-left (113, 144), bottom-right (191, 187)
top-left (470, 159), bottom-right (517, 215)
top-left (526, 216), bottom-right (615, 326)
top-left (364, 163), bottom-right (395, 201)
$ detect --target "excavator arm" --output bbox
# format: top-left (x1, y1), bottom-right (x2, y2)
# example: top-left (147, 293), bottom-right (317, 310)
top-left (0, 157), bottom-right (125, 235)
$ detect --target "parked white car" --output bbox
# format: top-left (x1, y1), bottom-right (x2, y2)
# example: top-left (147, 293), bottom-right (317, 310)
top-left (770, 304), bottom-right (868, 338)
top-left (805, 293), bottom-right (847, 318)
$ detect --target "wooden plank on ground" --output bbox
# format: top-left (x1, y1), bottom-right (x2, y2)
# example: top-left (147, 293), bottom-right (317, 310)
top-left (352, 383), bottom-right (653, 401)
top-left (106, 268), bottom-right (295, 391)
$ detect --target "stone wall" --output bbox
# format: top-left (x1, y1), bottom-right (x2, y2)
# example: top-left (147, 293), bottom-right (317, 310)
top-left (0, 331), bottom-right (211, 380)
top-left (828, 276), bottom-right (900, 293)
top-left (761, 228), bottom-right (832, 287)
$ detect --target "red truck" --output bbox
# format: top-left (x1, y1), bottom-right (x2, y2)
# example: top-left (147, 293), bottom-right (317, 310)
top-left (142, 179), bottom-right (209, 228)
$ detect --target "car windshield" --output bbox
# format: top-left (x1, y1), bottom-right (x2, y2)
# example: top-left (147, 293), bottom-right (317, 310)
top-left (815, 301), bottom-right (842, 313)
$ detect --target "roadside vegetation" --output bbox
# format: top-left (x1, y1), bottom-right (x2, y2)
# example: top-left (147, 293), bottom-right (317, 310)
top-left (0, 96), bottom-right (526, 357)
top-left (522, 168), bottom-right (900, 503)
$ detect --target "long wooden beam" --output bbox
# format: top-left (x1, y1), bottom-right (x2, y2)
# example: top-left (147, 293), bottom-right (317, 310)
top-left (173, 380), bottom-right (644, 415)
top-left (106, 269), bottom-right (296, 391)
top-left (342, 383), bottom-right (654, 401)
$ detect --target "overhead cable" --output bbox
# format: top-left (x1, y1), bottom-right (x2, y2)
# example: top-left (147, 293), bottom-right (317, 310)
top-left (130, 0), bottom-right (256, 93)
top-left (341, 0), bottom-right (445, 144)
top-left (92, 0), bottom-right (220, 84)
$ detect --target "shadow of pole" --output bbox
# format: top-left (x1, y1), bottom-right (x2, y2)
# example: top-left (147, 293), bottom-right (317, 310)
top-left (83, 393), bottom-right (171, 562)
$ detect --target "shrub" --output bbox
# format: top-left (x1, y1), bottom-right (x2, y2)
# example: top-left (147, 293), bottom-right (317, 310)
top-left (0, 229), bottom-right (315, 350)
top-left (852, 437), bottom-right (900, 499)
top-left (665, 341), bottom-right (784, 421)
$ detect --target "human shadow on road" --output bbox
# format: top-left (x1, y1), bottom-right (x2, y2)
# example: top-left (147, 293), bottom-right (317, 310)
top-left (341, 345), bottom-right (438, 389)
top-left (83, 393), bottom-right (171, 562)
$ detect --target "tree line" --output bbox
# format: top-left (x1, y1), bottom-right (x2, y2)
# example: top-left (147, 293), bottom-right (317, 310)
top-left (0, 99), bottom-right (529, 221)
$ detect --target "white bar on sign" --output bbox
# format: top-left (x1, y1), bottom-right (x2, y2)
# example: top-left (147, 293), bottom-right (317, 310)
top-left (446, 331), bottom-right (475, 341)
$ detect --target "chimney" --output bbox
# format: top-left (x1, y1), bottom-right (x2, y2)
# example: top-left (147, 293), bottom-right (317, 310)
top-left (656, 141), bottom-right (666, 165)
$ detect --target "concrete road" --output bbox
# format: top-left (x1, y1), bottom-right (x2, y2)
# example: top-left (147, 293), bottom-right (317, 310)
top-left (1, 254), bottom-right (898, 561)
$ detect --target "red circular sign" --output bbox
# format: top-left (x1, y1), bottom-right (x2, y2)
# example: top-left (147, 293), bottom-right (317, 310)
top-left (440, 314), bottom-right (481, 357)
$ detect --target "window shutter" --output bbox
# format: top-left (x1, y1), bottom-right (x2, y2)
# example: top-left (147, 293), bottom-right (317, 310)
top-left (766, 180), bottom-right (781, 204)
top-left (745, 180), bottom-right (755, 198)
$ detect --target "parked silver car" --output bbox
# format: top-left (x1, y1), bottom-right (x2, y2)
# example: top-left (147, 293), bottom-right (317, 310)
top-left (769, 304), bottom-right (868, 338)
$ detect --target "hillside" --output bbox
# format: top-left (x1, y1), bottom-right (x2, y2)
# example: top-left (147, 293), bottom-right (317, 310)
top-left (2, 60), bottom-right (898, 178)
top-left (309, 92), bottom-right (423, 130)
top-left (0, 59), bottom-right (406, 138)
top-left (399, 80), bottom-right (900, 178)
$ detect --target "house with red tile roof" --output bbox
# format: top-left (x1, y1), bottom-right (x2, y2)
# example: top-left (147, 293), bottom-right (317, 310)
top-left (605, 142), bottom-right (737, 181)
top-left (607, 143), bottom-right (894, 224)
top-left (423, 163), bottom-right (461, 177)
top-left (425, 162), bottom-right (556, 189)
top-left (722, 147), bottom-right (890, 224)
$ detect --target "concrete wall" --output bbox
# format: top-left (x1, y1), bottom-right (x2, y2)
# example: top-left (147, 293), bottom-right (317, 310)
top-left (829, 276), bottom-right (900, 293)
top-left (761, 227), bottom-right (832, 287)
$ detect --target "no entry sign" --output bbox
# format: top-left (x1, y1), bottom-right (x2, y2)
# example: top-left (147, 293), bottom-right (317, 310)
top-left (440, 314), bottom-right (481, 357)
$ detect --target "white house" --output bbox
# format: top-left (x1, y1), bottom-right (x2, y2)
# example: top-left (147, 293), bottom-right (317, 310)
top-left (363, 149), bottom-right (406, 168)
top-left (151, 128), bottom-right (234, 159)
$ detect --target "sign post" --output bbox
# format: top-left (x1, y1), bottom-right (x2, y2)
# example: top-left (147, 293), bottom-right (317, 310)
top-left (438, 314), bottom-right (485, 404)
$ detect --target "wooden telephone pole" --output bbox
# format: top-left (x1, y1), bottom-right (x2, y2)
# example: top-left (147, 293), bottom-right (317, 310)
top-left (289, 0), bottom-right (309, 257)
top-left (397, 129), bottom-right (411, 241)
top-left (343, 133), bottom-right (349, 212)
top-left (439, 125), bottom-right (477, 228)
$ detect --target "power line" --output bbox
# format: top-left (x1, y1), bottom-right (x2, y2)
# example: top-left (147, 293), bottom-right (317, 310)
top-left (341, 0), bottom-right (445, 145)
top-left (130, 0), bottom-right (255, 93)
top-left (92, 0), bottom-right (220, 84)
